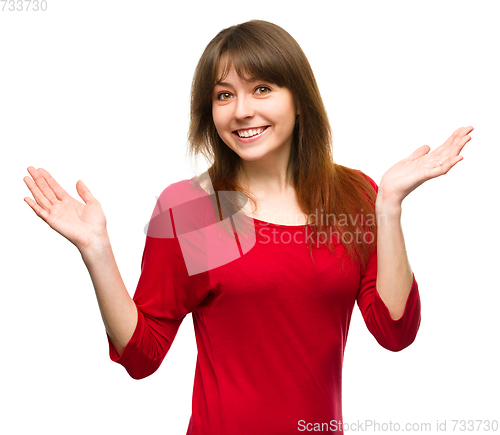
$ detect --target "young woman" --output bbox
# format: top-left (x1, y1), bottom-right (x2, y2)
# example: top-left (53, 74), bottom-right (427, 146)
top-left (23, 20), bottom-right (473, 435)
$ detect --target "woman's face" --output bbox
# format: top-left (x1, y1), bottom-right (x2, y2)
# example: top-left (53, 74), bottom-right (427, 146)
top-left (212, 65), bottom-right (297, 165)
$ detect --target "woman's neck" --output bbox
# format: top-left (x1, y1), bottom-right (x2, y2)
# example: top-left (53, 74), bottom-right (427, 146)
top-left (237, 163), bottom-right (293, 196)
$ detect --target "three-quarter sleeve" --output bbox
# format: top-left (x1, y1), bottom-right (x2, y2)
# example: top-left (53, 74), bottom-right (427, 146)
top-left (354, 170), bottom-right (421, 352)
top-left (106, 182), bottom-right (212, 379)
top-left (356, 249), bottom-right (421, 352)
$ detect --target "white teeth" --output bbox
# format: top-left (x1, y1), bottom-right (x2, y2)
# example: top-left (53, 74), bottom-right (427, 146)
top-left (237, 127), bottom-right (265, 138)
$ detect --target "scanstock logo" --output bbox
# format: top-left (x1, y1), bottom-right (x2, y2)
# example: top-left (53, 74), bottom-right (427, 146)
top-left (143, 179), bottom-right (256, 276)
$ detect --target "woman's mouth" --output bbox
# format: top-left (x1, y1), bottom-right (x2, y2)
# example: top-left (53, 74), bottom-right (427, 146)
top-left (232, 126), bottom-right (270, 142)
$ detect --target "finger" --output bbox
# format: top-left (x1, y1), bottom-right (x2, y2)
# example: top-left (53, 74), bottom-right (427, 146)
top-left (441, 127), bottom-right (464, 148)
top-left (37, 168), bottom-right (69, 201)
top-left (437, 128), bottom-right (462, 151)
top-left (406, 145), bottom-right (431, 161)
top-left (24, 170), bottom-right (52, 211)
top-left (444, 155), bottom-right (464, 172)
top-left (434, 126), bottom-right (473, 155)
top-left (451, 126), bottom-right (474, 147)
top-left (453, 132), bottom-right (473, 155)
top-left (442, 130), bottom-right (473, 162)
top-left (431, 154), bottom-right (464, 177)
top-left (24, 195), bottom-right (49, 221)
top-left (28, 166), bottom-right (59, 205)
top-left (454, 126), bottom-right (473, 147)
top-left (76, 179), bottom-right (97, 205)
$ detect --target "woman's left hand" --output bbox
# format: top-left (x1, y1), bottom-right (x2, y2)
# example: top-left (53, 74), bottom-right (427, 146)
top-left (377, 126), bottom-right (474, 206)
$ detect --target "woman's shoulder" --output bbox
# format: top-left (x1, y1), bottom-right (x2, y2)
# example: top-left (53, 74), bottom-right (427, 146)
top-left (159, 171), bottom-right (213, 196)
top-left (155, 172), bottom-right (212, 211)
top-left (147, 173), bottom-right (215, 238)
top-left (336, 164), bottom-right (379, 193)
top-left (356, 169), bottom-right (379, 193)
top-left (190, 170), bottom-right (214, 195)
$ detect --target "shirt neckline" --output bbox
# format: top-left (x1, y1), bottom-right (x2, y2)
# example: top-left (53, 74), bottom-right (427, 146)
top-left (248, 216), bottom-right (309, 229)
top-left (188, 177), bottom-right (310, 229)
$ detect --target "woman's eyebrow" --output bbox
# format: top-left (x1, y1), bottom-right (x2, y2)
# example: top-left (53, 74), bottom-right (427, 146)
top-left (214, 77), bottom-right (265, 87)
top-left (214, 81), bottom-right (232, 87)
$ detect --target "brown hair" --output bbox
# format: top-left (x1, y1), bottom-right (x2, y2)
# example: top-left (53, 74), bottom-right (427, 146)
top-left (187, 20), bottom-right (377, 271)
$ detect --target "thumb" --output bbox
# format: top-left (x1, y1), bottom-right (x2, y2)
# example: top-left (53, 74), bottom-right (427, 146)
top-left (406, 145), bottom-right (431, 161)
top-left (76, 180), bottom-right (96, 204)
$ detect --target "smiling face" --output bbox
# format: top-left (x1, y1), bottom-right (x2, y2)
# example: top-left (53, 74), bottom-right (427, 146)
top-left (212, 64), bottom-right (298, 167)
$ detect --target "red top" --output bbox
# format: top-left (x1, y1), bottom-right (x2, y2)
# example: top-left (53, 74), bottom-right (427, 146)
top-left (106, 174), bottom-right (421, 435)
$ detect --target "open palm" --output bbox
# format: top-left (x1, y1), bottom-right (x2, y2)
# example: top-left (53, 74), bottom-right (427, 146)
top-left (23, 167), bottom-right (108, 251)
top-left (378, 126), bottom-right (474, 204)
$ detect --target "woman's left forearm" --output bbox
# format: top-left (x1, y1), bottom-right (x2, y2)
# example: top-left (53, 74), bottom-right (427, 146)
top-left (375, 195), bottom-right (414, 320)
top-left (371, 126), bottom-right (473, 319)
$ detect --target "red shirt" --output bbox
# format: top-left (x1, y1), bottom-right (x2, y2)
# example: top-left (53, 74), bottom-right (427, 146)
top-left (107, 174), bottom-right (421, 434)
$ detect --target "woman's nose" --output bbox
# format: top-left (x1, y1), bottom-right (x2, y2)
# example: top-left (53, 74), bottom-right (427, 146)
top-left (233, 94), bottom-right (254, 119)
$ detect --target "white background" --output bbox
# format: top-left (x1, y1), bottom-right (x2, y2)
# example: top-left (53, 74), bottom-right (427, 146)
top-left (2, 0), bottom-right (499, 433)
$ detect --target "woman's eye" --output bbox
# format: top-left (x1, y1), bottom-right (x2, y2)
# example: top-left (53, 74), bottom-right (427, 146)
top-left (256, 86), bottom-right (270, 95)
top-left (218, 92), bottom-right (232, 101)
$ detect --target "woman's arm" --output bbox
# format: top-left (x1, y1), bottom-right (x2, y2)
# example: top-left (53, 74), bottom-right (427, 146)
top-left (23, 167), bottom-right (137, 356)
top-left (375, 198), bottom-right (413, 320)
top-left (373, 126), bottom-right (474, 319)
top-left (80, 236), bottom-right (138, 356)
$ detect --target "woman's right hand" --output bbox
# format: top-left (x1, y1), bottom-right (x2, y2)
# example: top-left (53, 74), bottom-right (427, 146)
top-left (23, 167), bottom-right (108, 252)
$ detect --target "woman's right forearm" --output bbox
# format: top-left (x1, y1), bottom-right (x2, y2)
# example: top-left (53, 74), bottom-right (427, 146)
top-left (80, 233), bottom-right (138, 357)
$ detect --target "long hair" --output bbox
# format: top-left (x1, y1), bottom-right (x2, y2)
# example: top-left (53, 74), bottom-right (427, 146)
top-left (187, 20), bottom-right (377, 271)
